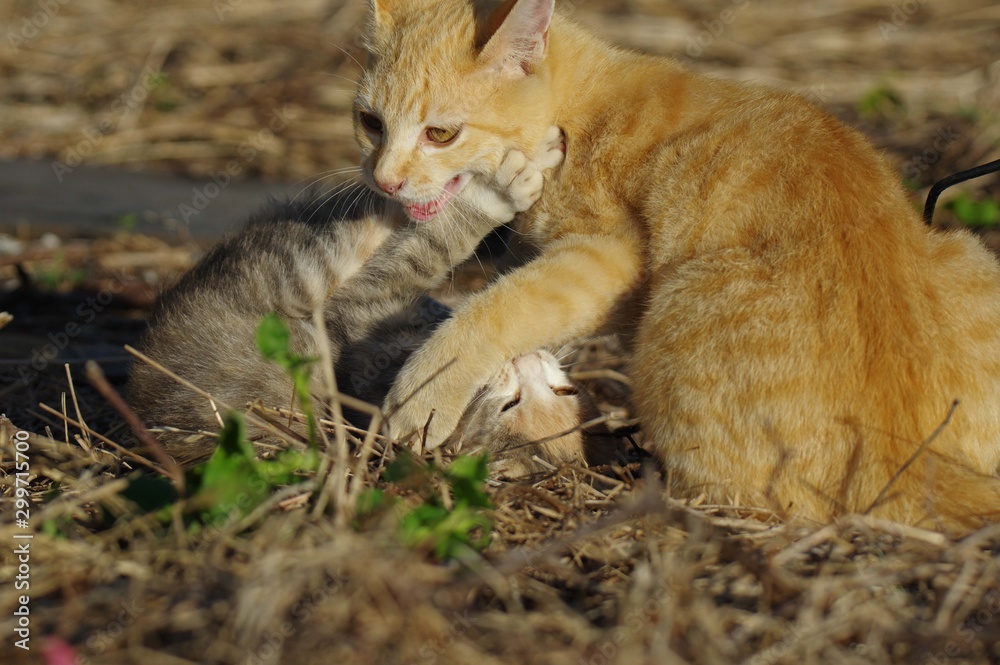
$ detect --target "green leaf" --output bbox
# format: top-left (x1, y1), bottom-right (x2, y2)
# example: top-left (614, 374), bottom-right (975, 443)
top-left (255, 448), bottom-right (320, 485)
top-left (256, 312), bottom-right (291, 362)
top-left (41, 517), bottom-right (72, 539)
top-left (981, 199), bottom-right (1000, 226)
top-left (192, 413), bottom-right (270, 522)
top-left (856, 83), bottom-right (903, 120)
top-left (120, 472), bottom-right (178, 513)
top-left (255, 312), bottom-right (319, 443)
top-left (399, 503), bottom-right (449, 546)
top-left (149, 72), bottom-right (170, 88)
top-left (383, 450), bottom-right (424, 483)
top-left (356, 488), bottom-right (388, 517)
top-left (445, 454), bottom-right (491, 509)
top-left (387, 453), bottom-right (494, 559)
top-left (116, 213), bottom-right (139, 230)
top-left (946, 193), bottom-right (1000, 228)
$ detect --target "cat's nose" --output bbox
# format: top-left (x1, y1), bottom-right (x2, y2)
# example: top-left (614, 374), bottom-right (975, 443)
top-left (376, 179), bottom-right (405, 195)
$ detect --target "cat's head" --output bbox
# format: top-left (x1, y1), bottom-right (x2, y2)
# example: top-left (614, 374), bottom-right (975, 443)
top-left (448, 349), bottom-right (598, 479)
top-left (354, 0), bottom-right (556, 221)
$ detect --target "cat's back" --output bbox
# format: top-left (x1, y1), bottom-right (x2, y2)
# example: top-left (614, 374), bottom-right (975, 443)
top-left (622, 71), bottom-right (1000, 528)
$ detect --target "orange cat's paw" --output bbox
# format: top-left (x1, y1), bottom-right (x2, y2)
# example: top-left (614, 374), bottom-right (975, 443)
top-left (497, 150), bottom-right (547, 214)
top-left (500, 126), bottom-right (564, 211)
top-left (461, 128), bottom-right (564, 222)
top-left (536, 125), bottom-right (566, 172)
top-left (460, 150), bottom-right (542, 223)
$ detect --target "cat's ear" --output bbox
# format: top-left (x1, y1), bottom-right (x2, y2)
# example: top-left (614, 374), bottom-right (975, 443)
top-left (365, 0), bottom-right (397, 32)
top-left (477, 0), bottom-right (554, 77)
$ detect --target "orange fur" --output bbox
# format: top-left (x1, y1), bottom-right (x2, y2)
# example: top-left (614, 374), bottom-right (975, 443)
top-left (448, 350), bottom-right (615, 479)
top-left (357, 0), bottom-right (1000, 533)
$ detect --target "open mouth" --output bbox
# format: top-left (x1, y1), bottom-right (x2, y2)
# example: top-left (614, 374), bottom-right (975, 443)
top-left (405, 175), bottom-right (465, 221)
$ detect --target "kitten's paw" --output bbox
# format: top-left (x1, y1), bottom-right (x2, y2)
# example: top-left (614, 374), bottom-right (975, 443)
top-left (460, 176), bottom-right (519, 224)
top-left (460, 127), bottom-right (565, 223)
top-left (496, 148), bottom-right (544, 214)
top-left (536, 125), bottom-right (566, 172)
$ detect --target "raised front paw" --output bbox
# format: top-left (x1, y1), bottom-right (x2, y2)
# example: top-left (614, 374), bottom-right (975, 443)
top-left (496, 125), bottom-right (565, 214)
top-left (535, 124), bottom-right (566, 172)
top-left (460, 126), bottom-right (565, 223)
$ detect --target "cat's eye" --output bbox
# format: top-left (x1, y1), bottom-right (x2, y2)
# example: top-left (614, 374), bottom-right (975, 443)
top-left (426, 126), bottom-right (461, 145)
top-left (359, 111), bottom-right (384, 134)
top-left (553, 387), bottom-right (579, 397)
top-left (500, 392), bottom-right (521, 413)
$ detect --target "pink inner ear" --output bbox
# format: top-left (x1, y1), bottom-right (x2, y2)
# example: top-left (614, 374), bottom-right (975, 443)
top-left (512, 38), bottom-right (541, 74)
top-left (521, 0), bottom-right (553, 36)
top-left (482, 0), bottom-right (553, 74)
top-left (508, 0), bottom-right (552, 49)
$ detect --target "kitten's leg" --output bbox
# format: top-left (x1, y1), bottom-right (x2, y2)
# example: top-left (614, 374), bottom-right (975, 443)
top-left (325, 131), bottom-right (563, 364)
top-left (384, 230), bottom-right (641, 449)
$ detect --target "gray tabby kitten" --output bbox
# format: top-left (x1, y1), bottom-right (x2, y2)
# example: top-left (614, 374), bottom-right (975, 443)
top-left (128, 144), bottom-right (559, 463)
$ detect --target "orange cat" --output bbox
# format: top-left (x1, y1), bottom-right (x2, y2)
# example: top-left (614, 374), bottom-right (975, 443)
top-left (355, 0), bottom-right (1000, 532)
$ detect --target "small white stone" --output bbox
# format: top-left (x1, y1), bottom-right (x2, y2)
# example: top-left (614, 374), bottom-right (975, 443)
top-left (0, 235), bottom-right (24, 256)
top-left (39, 233), bottom-right (62, 250)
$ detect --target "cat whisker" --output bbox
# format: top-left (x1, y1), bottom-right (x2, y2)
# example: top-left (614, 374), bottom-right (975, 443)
top-left (462, 385), bottom-right (493, 414)
top-left (553, 345), bottom-right (577, 363)
top-left (339, 182), bottom-right (373, 225)
top-left (301, 180), bottom-right (366, 227)
top-left (320, 72), bottom-right (364, 89)
top-left (442, 202), bottom-right (489, 278)
top-left (289, 169), bottom-right (361, 198)
top-left (296, 166), bottom-right (363, 186)
top-left (437, 207), bottom-right (459, 283)
top-left (325, 40), bottom-right (366, 72)
top-left (290, 170), bottom-right (364, 201)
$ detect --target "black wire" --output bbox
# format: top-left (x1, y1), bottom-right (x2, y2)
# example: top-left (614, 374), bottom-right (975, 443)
top-left (923, 158), bottom-right (1000, 224)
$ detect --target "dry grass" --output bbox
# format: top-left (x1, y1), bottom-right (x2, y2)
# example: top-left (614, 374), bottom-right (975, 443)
top-left (1, 0), bottom-right (998, 185)
top-left (2, 407), bottom-right (1000, 664)
top-left (2, 1), bottom-right (1000, 663)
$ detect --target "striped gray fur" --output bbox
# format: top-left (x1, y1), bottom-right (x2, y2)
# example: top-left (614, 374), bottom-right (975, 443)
top-left (128, 189), bottom-right (505, 462)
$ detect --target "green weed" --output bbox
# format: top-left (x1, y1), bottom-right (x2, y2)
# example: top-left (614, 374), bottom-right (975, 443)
top-left (256, 312), bottom-right (318, 443)
top-left (357, 451), bottom-right (493, 560)
top-left (946, 192), bottom-right (1000, 227)
top-left (108, 313), bottom-right (323, 531)
top-left (857, 83), bottom-right (904, 121)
